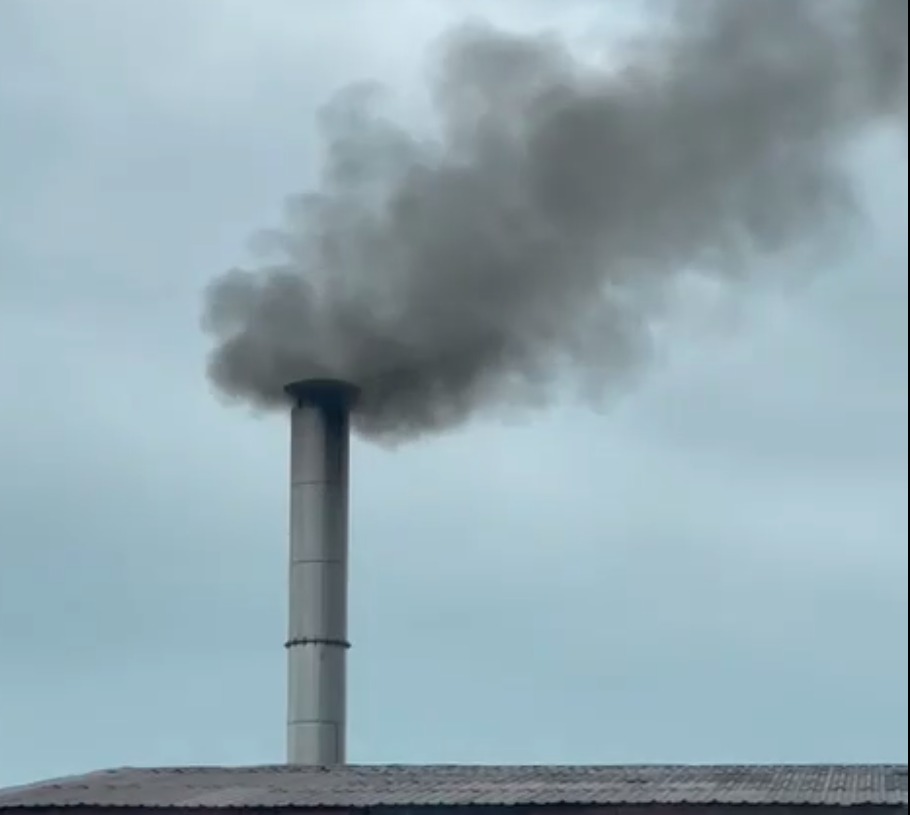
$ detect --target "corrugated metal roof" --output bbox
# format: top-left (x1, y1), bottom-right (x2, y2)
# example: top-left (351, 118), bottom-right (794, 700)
top-left (0, 765), bottom-right (906, 810)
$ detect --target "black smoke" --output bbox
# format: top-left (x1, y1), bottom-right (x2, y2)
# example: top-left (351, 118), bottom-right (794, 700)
top-left (203, 0), bottom-right (907, 440)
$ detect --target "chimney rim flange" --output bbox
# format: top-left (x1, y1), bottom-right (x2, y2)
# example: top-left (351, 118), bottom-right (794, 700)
top-left (284, 377), bottom-right (360, 409)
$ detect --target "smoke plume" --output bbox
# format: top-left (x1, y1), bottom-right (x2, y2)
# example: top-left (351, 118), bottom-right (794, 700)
top-left (203, 0), bottom-right (907, 440)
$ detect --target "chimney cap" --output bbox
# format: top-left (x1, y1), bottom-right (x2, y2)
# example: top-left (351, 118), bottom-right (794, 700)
top-left (284, 378), bottom-right (360, 408)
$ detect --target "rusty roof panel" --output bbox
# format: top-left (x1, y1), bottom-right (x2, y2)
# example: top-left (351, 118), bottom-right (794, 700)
top-left (0, 765), bottom-right (906, 810)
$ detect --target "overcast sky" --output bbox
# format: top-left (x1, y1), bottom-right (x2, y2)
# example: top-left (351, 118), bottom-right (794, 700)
top-left (0, 0), bottom-right (906, 789)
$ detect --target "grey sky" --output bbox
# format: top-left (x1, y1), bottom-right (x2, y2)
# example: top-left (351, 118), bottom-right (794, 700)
top-left (0, 0), bottom-right (906, 789)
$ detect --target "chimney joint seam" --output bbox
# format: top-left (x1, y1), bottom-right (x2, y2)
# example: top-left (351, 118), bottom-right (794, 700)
top-left (285, 636), bottom-right (351, 649)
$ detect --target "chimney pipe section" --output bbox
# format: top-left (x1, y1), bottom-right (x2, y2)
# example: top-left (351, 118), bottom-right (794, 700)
top-left (284, 378), bottom-right (358, 765)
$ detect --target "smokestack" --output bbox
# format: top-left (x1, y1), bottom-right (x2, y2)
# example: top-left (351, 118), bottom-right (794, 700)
top-left (284, 377), bottom-right (359, 765)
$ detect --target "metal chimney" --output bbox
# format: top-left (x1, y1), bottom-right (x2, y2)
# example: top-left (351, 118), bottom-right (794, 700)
top-left (284, 378), bottom-right (359, 765)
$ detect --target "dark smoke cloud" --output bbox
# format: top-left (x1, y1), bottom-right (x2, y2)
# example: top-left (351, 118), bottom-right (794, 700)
top-left (203, 0), bottom-right (907, 441)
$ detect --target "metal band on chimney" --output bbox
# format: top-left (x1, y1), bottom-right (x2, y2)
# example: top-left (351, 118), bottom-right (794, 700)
top-left (284, 637), bottom-right (351, 649)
